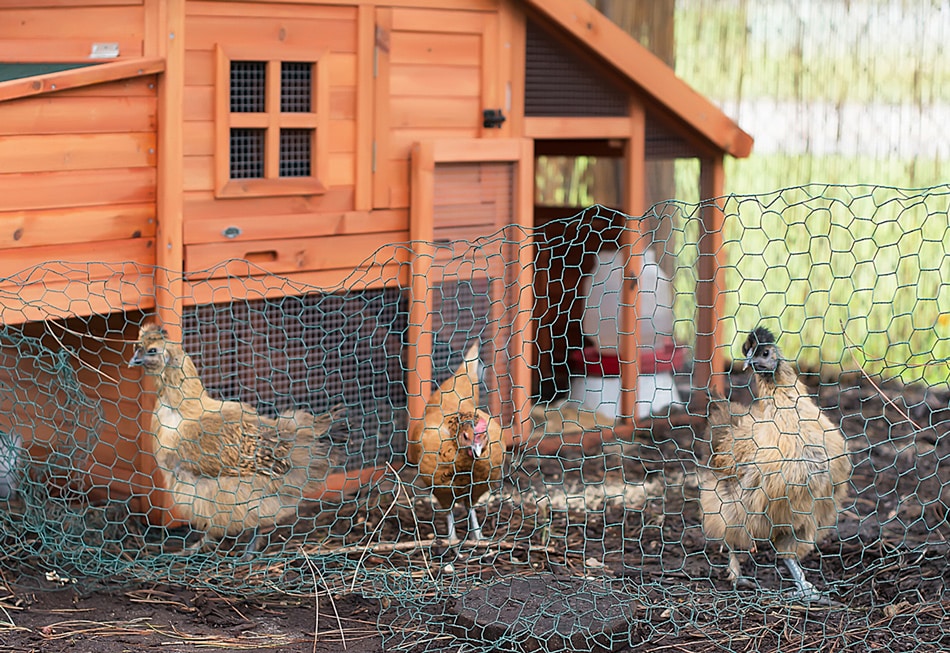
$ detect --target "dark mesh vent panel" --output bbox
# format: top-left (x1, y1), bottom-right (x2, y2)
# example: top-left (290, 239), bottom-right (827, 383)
top-left (279, 128), bottom-right (312, 177)
top-left (182, 289), bottom-right (409, 468)
top-left (646, 112), bottom-right (697, 160)
top-left (281, 62), bottom-right (312, 113)
top-left (525, 19), bottom-right (628, 117)
top-left (229, 128), bottom-right (265, 179)
top-left (230, 61), bottom-right (266, 113)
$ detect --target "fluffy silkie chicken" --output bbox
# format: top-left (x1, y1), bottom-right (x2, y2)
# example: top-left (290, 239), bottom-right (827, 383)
top-left (130, 322), bottom-right (344, 556)
top-left (407, 343), bottom-right (505, 542)
top-left (700, 327), bottom-right (851, 602)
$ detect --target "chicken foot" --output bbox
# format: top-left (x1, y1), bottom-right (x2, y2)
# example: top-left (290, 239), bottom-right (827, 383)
top-left (444, 508), bottom-right (459, 543)
top-left (443, 505), bottom-right (485, 543)
top-left (177, 529), bottom-right (266, 561)
top-left (783, 557), bottom-right (826, 603)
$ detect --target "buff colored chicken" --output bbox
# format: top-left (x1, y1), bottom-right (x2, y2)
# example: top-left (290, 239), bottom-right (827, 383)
top-left (130, 322), bottom-right (344, 555)
top-left (407, 344), bottom-right (505, 542)
top-left (700, 327), bottom-right (851, 602)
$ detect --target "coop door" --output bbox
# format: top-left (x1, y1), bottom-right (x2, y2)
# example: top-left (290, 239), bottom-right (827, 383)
top-left (372, 7), bottom-right (505, 209)
top-left (406, 139), bottom-right (534, 448)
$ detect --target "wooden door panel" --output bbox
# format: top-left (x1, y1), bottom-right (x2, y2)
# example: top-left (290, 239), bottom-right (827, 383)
top-left (374, 7), bottom-right (501, 209)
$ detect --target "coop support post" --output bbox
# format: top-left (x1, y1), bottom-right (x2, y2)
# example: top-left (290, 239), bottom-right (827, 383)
top-left (619, 101), bottom-right (646, 422)
top-left (142, 0), bottom-right (186, 527)
top-left (408, 143), bottom-right (436, 429)
top-left (507, 138), bottom-right (536, 448)
top-left (696, 156), bottom-right (726, 397)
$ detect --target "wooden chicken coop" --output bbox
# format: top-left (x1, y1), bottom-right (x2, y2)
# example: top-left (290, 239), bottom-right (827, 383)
top-left (0, 0), bottom-right (752, 526)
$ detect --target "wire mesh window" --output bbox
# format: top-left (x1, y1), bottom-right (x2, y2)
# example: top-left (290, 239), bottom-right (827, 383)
top-left (280, 62), bottom-right (312, 113)
top-left (182, 289), bottom-right (408, 469)
top-left (279, 128), bottom-right (312, 177)
top-left (220, 51), bottom-right (324, 193)
top-left (229, 61), bottom-right (266, 113)
top-left (524, 19), bottom-right (628, 117)
top-left (229, 128), bottom-right (265, 179)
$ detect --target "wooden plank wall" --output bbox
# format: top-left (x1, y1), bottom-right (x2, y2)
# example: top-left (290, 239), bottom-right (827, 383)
top-left (181, 1), bottom-right (408, 297)
top-left (0, 1), bottom-right (156, 322)
top-left (0, 1), bottom-right (145, 62)
top-left (0, 75), bottom-right (158, 322)
top-left (375, 6), bottom-right (501, 209)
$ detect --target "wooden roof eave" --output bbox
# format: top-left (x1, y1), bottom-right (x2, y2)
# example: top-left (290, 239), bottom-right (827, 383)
top-left (0, 57), bottom-right (165, 104)
top-left (521, 0), bottom-right (754, 159)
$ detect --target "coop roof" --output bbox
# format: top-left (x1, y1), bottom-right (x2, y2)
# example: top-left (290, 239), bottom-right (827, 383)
top-left (523, 0), bottom-right (753, 158)
top-left (0, 58), bottom-right (164, 103)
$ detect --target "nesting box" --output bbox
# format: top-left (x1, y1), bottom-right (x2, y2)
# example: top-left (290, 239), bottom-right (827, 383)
top-left (0, 0), bottom-right (752, 526)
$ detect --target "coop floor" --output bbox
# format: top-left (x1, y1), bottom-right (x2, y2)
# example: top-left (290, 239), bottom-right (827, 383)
top-left (1, 373), bottom-right (949, 652)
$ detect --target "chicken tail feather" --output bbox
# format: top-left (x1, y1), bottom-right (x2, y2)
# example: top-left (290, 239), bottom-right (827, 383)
top-left (428, 343), bottom-right (482, 415)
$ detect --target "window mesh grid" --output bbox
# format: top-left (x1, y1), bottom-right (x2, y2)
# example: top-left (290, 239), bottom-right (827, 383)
top-left (229, 128), bottom-right (265, 179)
top-left (230, 61), bottom-right (266, 113)
top-left (281, 62), bottom-right (312, 113)
top-left (524, 19), bottom-right (628, 117)
top-left (182, 289), bottom-right (408, 470)
top-left (279, 129), bottom-right (312, 177)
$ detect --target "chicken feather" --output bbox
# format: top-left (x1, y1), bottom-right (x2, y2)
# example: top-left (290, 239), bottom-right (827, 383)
top-left (700, 327), bottom-right (851, 601)
top-left (130, 322), bottom-right (344, 554)
top-left (407, 344), bottom-right (505, 542)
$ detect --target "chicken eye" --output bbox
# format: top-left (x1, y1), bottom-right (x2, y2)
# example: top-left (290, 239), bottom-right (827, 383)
top-left (147, 347), bottom-right (159, 355)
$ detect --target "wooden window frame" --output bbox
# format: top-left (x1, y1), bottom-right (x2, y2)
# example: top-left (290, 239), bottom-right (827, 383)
top-left (214, 45), bottom-right (329, 199)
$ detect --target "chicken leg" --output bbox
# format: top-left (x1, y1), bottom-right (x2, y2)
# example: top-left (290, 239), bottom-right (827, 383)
top-left (442, 504), bottom-right (485, 543)
top-left (445, 507), bottom-right (458, 543)
top-left (467, 505), bottom-right (484, 541)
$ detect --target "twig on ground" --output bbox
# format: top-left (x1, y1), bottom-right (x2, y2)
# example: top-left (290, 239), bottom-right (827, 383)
top-left (46, 320), bottom-right (131, 344)
top-left (44, 321), bottom-right (120, 384)
top-left (300, 546), bottom-right (347, 652)
top-left (839, 323), bottom-right (923, 431)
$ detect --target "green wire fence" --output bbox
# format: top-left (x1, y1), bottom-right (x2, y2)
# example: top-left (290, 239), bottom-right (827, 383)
top-left (0, 184), bottom-right (948, 651)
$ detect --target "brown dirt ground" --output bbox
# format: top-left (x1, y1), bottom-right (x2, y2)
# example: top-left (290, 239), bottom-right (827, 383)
top-left (1, 370), bottom-right (949, 653)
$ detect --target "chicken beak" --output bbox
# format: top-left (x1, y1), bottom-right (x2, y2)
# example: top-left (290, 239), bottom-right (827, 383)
top-left (129, 350), bottom-right (144, 368)
top-left (470, 418), bottom-right (489, 458)
top-left (743, 353), bottom-right (752, 371)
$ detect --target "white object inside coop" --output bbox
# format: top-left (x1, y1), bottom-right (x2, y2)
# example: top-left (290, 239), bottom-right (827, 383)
top-left (568, 247), bottom-right (685, 420)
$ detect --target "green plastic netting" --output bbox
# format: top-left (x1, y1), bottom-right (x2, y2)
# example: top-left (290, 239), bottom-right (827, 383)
top-left (1, 184), bottom-right (948, 651)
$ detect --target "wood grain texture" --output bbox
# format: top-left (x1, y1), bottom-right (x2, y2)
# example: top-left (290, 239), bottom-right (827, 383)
top-left (184, 231), bottom-right (409, 278)
top-left (0, 132), bottom-right (156, 174)
top-left (0, 168), bottom-right (156, 212)
top-left (0, 203), bottom-right (155, 249)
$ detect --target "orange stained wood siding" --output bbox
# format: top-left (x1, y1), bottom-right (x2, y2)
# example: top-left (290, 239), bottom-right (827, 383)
top-left (177, 1), bottom-right (410, 291)
top-left (374, 6), bottom-right (503, 209)
top-left (407, 138), bottom-right (534, 448)
top-left (0, 76), bottom-right (157, 135)
top-left (184, 231), bottom-right (409, 280)
top-left (0, 74), bottom-right (158, 322)
top-left (183, 2), bottom-right (360, 233)
top-left (182, 259), bottom-right (408, 307)
top-left (0, 3), bottom-right (145, 61)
